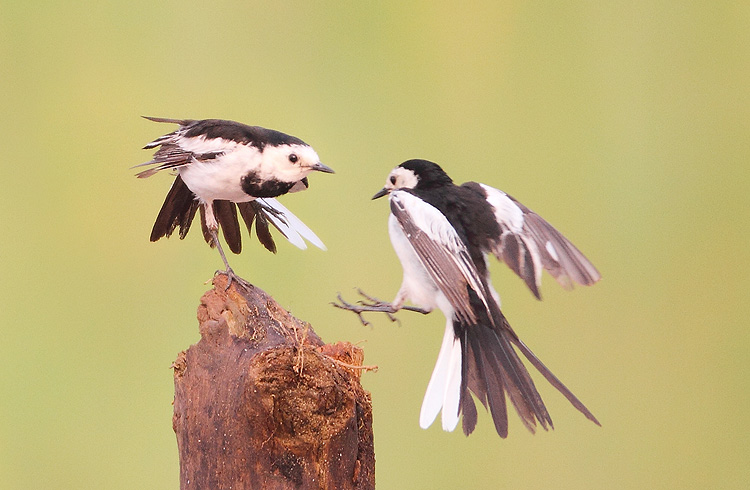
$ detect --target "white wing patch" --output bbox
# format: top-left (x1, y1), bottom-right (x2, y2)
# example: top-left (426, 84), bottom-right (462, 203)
top-left (480, 184), bottom-right (543, 297)
top-left (481, 184), bottom-right (525, 233)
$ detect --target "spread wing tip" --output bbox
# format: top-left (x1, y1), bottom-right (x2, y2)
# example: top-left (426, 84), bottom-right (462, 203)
top-left (142, 116), bottom-right (191, 125)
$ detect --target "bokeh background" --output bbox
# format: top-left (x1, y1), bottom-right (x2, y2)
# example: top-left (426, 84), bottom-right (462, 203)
top-left (2, 1), bottom-right (748, 488)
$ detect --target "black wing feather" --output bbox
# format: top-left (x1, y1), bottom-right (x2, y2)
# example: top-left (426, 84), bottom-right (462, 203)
top-left (253, 206), bottom-right (276, 253)
top-left (150, 176), bottom-right (197, 242)
top-left (521, 210), bottom-right (601, 288)
top-left (463, 182), bottom-right (600, 297)
top-left (236, 202), bottom-right (278, 253)
top-left (390, 197), bottom-right (481, 324)
top-left (212, 201), bottom-right (242, 254)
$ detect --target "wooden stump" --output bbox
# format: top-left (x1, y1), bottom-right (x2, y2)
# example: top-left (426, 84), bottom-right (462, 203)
top-left (172, 275), bottom-right (375, 489)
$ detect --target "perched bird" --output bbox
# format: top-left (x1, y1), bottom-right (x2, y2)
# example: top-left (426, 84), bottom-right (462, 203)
top-left (136, 117), bottom-right (334, 286)
top-left (365, 159), bottom-right (600, 437)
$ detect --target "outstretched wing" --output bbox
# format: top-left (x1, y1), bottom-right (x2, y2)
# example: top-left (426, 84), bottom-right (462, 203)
top-left (466, 182), bottom-right (601, 299)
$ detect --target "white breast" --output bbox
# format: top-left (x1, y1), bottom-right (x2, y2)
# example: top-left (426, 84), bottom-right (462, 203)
top-left (179, 144), bottom-right (262, 203)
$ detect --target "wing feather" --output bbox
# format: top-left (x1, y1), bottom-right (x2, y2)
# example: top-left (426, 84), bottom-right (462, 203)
top-left (236, 202), bottom-right (277, 253)
top-left (390, 192), bottom-right (491, 325)
top-left (213, 200), bottom-right (242, 254)
top-left (149, 176), bottom-right (198, 242)
top-left (477, 183), bottom-right (601, 297)
top-left (137, 118), bottom-right (226, 178)
top-left (257, 198), bottom-right (327, 250)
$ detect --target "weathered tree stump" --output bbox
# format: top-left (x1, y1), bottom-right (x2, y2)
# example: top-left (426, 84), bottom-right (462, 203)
top-left (172, 274), bottom-right (375, 489)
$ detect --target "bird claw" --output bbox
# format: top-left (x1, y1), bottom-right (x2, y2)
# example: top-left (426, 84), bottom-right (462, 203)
top-left (215, 268), bottom-right (252, 292)
top-left (331, 289), bottom-right (429, 326)
top-left (353, 289), bottom-right (394, 309)
top-left (331, 290), bottom-right (396, 326)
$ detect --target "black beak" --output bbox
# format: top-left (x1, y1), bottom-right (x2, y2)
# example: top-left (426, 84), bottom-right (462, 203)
top-left (372, 188), bottom-right (389, 200)
top-left (311, 162), bottom-right (335, 174)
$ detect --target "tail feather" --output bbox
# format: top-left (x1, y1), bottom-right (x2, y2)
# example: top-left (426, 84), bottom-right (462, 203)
top-left (511, 336), bottom-right (601, 426)
top-left (420, 322), bottom-right (461, 430)
top-left (441, 335), bottom-right (463, 432)
top-left (475, 322), bottom-right (548, 434)
top-left (460, 333), bottom-right (486, 435)
top-left (478, 342), bottom-right (509, 437)
top-left (429, 299), bottom-right (598, 437)
top-left (460, 386), bottom-right (478, 436)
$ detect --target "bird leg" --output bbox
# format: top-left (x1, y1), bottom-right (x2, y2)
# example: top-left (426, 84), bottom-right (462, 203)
top-left (331, 288), bottom-right (429, 326)
top-left (208, 228), bottom-right (252, 291)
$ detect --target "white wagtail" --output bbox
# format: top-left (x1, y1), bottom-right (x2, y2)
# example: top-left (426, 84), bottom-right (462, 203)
top-left (136, 117), bottom-right (334, 286)
top-left (336, 159), bottom-right (600, 437)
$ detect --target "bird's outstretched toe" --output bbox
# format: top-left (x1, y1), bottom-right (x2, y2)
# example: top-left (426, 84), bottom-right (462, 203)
top-left (214, 268), bottom-right (253, 292)
top-left (331, 289), bottom-right (429, 326)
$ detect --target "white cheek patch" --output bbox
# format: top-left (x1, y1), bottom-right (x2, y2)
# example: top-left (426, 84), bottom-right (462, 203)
top-left (260, 144), bottom-right (318, 182)
top-left (389, 167), bottom-right (419, 190)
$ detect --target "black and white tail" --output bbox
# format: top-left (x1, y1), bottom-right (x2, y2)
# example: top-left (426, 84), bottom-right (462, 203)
top-left (420, 308), bottom-right (600, 437)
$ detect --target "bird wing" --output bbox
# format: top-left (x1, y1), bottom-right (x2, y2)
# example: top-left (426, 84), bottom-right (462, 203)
top-left (468, 182), bottom-right (601, 299)
top-left (390, 191), bottom-right (492, 325)
top-left (135, 117), bottom-right (227, 178)
top-left (256, 198), bottom-right (327, 251)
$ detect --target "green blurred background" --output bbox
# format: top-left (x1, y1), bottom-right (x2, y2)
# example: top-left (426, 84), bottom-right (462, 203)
top-left (2, 1), bottom-right (748, 488)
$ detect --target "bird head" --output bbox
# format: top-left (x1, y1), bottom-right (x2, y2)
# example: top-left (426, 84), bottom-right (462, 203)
top-left (262, 143), bottom-right (334, 183)
top-left (373, 159), bottom-right (452, 199)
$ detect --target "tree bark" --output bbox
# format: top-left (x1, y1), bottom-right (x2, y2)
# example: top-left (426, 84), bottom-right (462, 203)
top-left (172, 274), bottom-right (375, 489)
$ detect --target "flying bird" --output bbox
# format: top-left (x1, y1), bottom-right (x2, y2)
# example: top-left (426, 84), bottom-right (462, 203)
top-left (136, 117), bottom-right (334, 286)
top-left (340, 159), bottom-right (600, 437)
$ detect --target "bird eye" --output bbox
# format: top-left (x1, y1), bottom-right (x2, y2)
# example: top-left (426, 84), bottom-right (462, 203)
top-left (390, 176), bottom-right (397, 185)
top-left (288, 153), bottom-right (299, 163)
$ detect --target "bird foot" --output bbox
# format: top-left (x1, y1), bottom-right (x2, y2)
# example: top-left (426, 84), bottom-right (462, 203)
top-left (214, 268), bottom-right (253, 292)
top-left (331, 289), bottom-right (429, 327)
